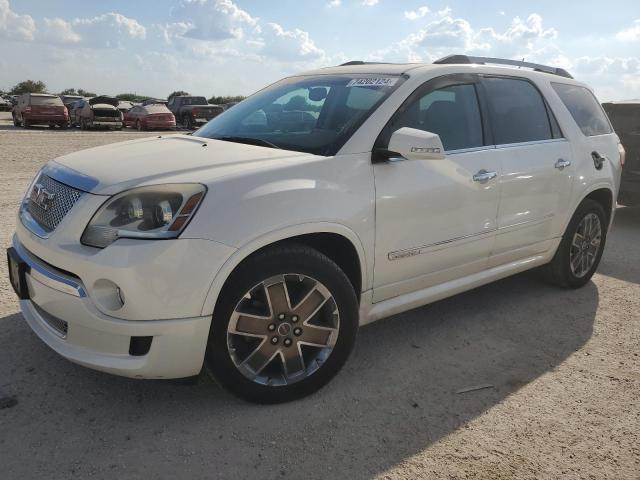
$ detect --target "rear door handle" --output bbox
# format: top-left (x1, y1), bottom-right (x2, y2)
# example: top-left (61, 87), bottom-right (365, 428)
top-left (555, 159), bottom-right (571, 169)
top-left (473, 169), bottom-right (498, 183)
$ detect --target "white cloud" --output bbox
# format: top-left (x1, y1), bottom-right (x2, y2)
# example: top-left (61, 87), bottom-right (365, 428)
top-left (616, 19), bottom-right (640, 42)
top-left (372, 12), bottom-right (559, 63)
top-left (327, 0), bottom-right (341, 7)
top-left (405, 6), bottom-right (430, 21)
top-left (258, 23), bottom-right (325, 62)
top-left (39, 17), bottom-right (81, 44)
top-left (0, 0), bottom-right (35, 41)
top-left (71, 13), bottom-right (146, 48)
top-left (172, 0), bottom-right (258, 41)
top-left (361, 0), bottom-right (379, 6)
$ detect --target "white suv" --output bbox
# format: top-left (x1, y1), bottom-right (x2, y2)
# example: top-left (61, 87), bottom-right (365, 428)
top-left (7, 55), bottom-right (623, 403)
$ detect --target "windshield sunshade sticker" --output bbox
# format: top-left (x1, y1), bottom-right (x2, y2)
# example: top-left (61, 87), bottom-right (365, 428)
top-left (346, 77), bottom-right (399, 87)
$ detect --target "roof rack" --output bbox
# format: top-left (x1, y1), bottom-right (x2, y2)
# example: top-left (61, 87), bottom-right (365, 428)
top-left (433, 54), bottom-right (573, 79)
top-left (339, 61), bottom-right (391, 66)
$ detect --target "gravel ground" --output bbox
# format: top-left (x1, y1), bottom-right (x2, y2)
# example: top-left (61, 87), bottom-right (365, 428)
top-left (0, 112), bottom-right (638, 479)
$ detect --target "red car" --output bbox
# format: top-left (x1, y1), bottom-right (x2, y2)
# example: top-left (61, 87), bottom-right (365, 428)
top-left (12, 93), bottom-right (68, 128)
top-left (124, 103), bottom-right (176, 131)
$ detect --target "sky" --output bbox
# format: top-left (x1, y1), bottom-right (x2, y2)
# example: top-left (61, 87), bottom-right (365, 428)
top-left (1, 0), bottom-right (639, 101)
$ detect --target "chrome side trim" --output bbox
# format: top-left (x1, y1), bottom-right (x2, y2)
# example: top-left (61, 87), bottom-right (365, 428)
top-left (12, 238), bottom-right (87, 298)
top-left (388, 229), bottom-right (496, 261)
top-left (494, 138), bottom-right (568, 149)
top-left (19, 202), bottom-right (50, 239)
top-left (497, 213), bottom-right (555, 232)
top-left (43, 161), bottom-right (100, 192)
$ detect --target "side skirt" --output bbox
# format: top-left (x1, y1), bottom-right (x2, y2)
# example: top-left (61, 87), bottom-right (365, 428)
top-left (359, 242), bottom-right (559, 326)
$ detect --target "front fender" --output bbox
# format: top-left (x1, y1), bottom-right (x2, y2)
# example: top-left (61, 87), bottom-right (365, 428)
top-left (199, 222), bottom-right (369, 317)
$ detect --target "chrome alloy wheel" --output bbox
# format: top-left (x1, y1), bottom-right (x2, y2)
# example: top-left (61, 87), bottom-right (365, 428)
top-left (569, 213), bottom-right (602, 278)
top-left (227, 274), bottom-right (339, 386)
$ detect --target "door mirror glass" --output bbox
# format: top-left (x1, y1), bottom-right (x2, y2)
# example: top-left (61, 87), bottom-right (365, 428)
top-left (383, 127), bottom-right (446, 161)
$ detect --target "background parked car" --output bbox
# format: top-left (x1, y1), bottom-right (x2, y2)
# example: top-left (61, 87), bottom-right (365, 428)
top-left (124, 103), bottom-right (175, 131)
top-left (603, 100), bottom-right (640, 205)
top-left (78, 95), bottom-right (123, 130)
top-left (167, 95), bottom-right (223, 129)
top-left (220, 102), bottom-right (239, 111)
top-left (0, 96), bottom-right (11, 111)
top-left (141, 98), bottom-right (167, 106)
top-left (117, 100), bottom-right (134, 117)
top-left (68, 99), bottom-right (86, 127)
top-left (59, 95), bottom-right (84, 118)
top-left (12, 93), bottom-right (68, 128)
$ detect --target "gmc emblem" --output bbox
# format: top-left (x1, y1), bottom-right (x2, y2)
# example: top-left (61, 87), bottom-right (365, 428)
top-left (30, 183), bottom-right (56, 211)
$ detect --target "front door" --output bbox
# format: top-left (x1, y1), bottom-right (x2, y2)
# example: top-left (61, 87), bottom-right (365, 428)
top-left (372, 75), bottom-right (500, 302)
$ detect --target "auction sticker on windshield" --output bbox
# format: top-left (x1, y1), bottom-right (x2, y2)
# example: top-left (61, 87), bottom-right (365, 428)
top-left (346, 77), bottom-right (399, 87)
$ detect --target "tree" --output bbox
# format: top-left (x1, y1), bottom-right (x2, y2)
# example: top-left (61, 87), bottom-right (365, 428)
top-left (208, 95), bottom-right (246, 105)
top-left (59, 88), bottom-right (78, 95)
top-left (168, 90), bottom-right (190, 101)
top-left (77, 88), bottom-right (97, 97)
top-left (10, 80), bottom-right (47, 95)
top-left (115, 93), bottom-right (151, 102)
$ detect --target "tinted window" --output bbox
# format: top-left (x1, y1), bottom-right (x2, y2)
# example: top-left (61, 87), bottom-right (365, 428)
top-left (483, 77), bottom-right (553, 144)
top-left (552, 83), bottom-right (612, 136)
top-left (387, 84), bottom-right (484, 151)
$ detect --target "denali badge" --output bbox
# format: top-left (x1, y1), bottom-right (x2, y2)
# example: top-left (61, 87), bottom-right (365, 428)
top-left (30, 183), bottom-right (56, 211)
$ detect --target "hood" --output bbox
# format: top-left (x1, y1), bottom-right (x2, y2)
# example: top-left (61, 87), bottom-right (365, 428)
top-left (89, 96), bottom-right (119, 107)
top-left (52, 134), bottom-right (315, 195)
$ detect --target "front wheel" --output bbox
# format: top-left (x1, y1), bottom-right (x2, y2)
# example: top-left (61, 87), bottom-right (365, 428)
top-left (544, 199), bottom-right (608, 288)
top-left (205, 244), bottom-right (359, 403)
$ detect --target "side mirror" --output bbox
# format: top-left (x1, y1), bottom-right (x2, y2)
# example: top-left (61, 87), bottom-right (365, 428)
top-left (375, 127), bottom-right (446, 162)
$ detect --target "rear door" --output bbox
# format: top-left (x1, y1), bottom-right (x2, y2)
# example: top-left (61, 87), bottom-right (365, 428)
top-left (481, 76), bottom-right (574, 267)
top-left (552, 84), bottom-right (622, 204)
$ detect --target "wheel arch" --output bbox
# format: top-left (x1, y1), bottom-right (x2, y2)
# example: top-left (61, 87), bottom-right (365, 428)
top-left (576, 184), bottom-right (615, 227)
top-left (200, 223), bottom-right (369, 317)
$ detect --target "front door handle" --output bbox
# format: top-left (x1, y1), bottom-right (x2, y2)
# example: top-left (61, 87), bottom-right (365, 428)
top-left (555, 158), bottom-right (571, 169)
top-left (473, 169), bottom-right (498, 183)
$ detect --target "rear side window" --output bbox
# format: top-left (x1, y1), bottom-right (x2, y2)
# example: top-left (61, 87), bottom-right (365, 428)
top-left (387, 84), bottom-right (484, 151)
top-left (482, 77), bottom-right (554, 145)
top-left (552, 83), bottom-right (612, 136)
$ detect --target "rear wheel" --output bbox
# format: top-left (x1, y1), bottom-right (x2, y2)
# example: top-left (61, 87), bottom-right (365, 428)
top-left (205, 244), bottom-right (359, 403)
top-left (23, 119), bottom-right (30, 128)
top-left (12, 115), bottom-right (21, 127)
top-left (545, 199), bottom-right (608, 288)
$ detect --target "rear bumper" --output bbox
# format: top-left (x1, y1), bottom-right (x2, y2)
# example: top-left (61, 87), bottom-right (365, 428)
top-left (24, 115), bottom-right (67, 123)
top-left (144, 121), bottom-right (176, 129)
top-left (89, 120), bottom-right (123, 127)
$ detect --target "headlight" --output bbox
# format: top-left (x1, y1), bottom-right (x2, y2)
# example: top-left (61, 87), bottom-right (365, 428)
top-left (81, 184), bottom-right (206, 248)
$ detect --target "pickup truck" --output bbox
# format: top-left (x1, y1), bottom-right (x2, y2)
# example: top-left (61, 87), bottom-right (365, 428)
top-left (167, 96), bottom-right (223, 129)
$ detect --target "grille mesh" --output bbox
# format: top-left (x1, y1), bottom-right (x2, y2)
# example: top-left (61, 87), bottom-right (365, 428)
top-left (27, 174), bottom-right (83, 232)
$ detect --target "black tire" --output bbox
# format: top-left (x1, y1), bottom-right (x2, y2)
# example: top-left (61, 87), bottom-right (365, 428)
top-left (184, 114), bottom-right (194, 130)
top-left (136, 120), bottom-right (144, 131)
top-left (23, 119), bottom-right (30, 128)
top-left (544, 199), bottom-right (608, 288)
top-left (205, 244), bottom-right (359, 404)
top-left (12, 115), bottom-right (21, 127)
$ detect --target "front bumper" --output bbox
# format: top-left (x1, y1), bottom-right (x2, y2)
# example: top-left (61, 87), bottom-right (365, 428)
top-left (12, 206), bottom-right (236, 377)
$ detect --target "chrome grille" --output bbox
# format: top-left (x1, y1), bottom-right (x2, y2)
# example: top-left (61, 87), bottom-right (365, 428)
top-left (27, 174), bottom-right (83, 232)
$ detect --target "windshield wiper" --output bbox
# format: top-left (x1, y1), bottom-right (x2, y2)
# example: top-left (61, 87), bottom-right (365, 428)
top-left (215, 136), bottom-right (281, 149)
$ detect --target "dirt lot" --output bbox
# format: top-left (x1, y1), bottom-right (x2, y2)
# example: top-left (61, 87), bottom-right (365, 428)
top-left (0, 111), bottom-right (638, 479)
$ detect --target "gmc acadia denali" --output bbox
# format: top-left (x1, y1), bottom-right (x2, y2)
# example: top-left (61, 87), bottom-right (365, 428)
top-left (7, 55), bottom-right (623, 403)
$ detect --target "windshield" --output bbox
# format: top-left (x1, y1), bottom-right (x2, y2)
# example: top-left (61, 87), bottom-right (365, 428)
top-left (194, 74), bottom-right (405, 156)
top-left (184, 97), bottom-right (208, 106)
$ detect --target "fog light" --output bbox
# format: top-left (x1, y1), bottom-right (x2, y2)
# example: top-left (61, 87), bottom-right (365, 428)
top-left (93, 279), bottom-right (125, 311)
